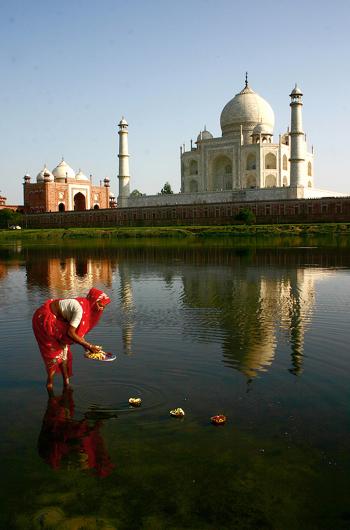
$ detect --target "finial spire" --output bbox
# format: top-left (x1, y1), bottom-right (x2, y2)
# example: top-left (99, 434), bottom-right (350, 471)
top-left (245, 71), bottom-right (248, 88)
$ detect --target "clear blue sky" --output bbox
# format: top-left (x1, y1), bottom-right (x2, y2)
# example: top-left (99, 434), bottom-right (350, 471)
top-left (1, 0), bottom-right (349, 203)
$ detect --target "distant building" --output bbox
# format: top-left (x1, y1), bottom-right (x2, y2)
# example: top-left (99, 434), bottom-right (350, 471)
top-left (122, 78), bottom-right (345, 209)
top-left (22, 78), bottom-right (346, 214)
top-left (23, 158), bottom-right (114, 213)
top-left (0, 194), bottom-right (22, 212)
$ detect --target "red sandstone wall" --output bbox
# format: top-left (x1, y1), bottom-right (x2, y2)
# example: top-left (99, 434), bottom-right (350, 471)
top-left (24, 183), bottom-right (47, 213)
top-left (22, 196), bottom-right (350, 228)
top-left (91, 186), bottom-right (110, 209)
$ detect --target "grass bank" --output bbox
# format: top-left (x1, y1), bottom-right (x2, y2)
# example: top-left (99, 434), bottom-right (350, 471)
top-left (1, 223), bottom-right (350, 241)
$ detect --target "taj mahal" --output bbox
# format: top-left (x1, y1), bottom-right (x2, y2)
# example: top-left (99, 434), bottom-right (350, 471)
top-left (23, 76), bottom-right (345, 213)
top-left (118, 76), bottom-right (344, 209)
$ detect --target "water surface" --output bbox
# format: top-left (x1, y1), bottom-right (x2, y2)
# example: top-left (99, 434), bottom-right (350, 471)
top-left (0, 239), bottom-right (349, 529)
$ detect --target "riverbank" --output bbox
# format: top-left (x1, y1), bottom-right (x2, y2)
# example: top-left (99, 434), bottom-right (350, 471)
top-left (1, 223), bottom-right (350, 240)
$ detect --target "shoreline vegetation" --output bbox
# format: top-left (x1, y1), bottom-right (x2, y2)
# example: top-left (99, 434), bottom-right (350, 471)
top-left (1, 223), bottom-right (350, 241)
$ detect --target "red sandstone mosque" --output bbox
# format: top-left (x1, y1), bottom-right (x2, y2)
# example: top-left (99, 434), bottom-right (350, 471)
top-left (23, 158), bottom-right (116, 213)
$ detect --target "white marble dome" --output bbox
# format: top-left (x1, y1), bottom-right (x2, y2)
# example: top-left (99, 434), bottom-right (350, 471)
top-left (36, 165), bottom-right (54, 183)
top-left (52, 159), bottom-right (76, 182)
top-left (252, 122), bottom-right (273, 135)
top-left (197, 128), bottom-right (213, 142)
top-left (75, 169), bottom-right (89, 181)
top-left (220, 84), bottom-right (275, 136)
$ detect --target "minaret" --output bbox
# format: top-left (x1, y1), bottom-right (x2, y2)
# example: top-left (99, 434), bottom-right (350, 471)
top-left (289, 84), bottom-right (305, 187)
top-left (117, 116), bottom-right (130, 207)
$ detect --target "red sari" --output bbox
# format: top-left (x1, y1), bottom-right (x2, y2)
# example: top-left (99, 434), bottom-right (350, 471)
top-left (32, 287), bottom-right (111, 376)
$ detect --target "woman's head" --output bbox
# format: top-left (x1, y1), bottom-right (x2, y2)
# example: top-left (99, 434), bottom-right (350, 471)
top-left (86, 288), bottom-right (111, 311)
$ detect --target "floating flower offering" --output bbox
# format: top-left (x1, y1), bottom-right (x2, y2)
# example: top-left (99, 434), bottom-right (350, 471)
top-left (211, 414), bottom-right (227, 425)
top-left (170, 408), bottom-right (185, 417)
top-left (129, 397), bottom-right (142, 407)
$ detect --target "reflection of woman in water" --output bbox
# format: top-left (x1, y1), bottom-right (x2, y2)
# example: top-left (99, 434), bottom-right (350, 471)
top-left (38, 388), bottom-right (114, 477)
top-left (32, 288), bottom-right (111, 392)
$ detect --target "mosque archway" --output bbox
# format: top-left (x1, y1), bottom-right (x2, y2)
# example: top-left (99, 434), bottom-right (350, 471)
top-left (58, 203), bottom-right (65, 212)
top-left (74, 192), bottom-right (86, 211)
top-left (265, 153), bottom-right (277, 170)
top-left (265, 174), bottom-right (277, 188)
top-left (210, 155), bottom-right (232, 191)
top-left (93, 204), bottom-right (100, 210)
top-left (283, 176), bottom-right (288, 187)
top-left (283, 155), bottom-right (288, 170)
top-left (308, 162), bottom-right (312, 176)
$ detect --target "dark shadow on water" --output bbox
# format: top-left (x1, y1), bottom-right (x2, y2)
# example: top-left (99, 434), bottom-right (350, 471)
top-left (37, 388), bottom-right (114, 478)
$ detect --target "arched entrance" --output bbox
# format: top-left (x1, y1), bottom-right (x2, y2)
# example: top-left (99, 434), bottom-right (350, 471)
top-left (265, 174), bottom-right (277, 188)
top-left (210, 155), bottom-right (232, 191)
top-left (93, 204), bottom-right (100, 210)
top-left (58, 202), bottom-right (65, 212)
top-left (74, 192), bottom-right (86, 211)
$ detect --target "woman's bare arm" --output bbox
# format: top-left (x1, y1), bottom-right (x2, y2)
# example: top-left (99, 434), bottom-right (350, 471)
top-left (67, 326), bottom-right (101, 352)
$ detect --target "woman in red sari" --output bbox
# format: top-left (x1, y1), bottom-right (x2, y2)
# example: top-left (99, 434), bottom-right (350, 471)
top-left (32, 287), bottom-right (111, 392)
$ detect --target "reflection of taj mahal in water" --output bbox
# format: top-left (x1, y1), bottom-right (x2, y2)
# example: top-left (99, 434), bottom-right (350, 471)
top-left (181, 266), bottom-right (321, 377)
top-left (23, 248), bottom-right (336, 378)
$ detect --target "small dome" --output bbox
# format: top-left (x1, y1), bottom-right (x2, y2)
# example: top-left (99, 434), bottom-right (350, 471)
top-left (290, 84), bottom-right (303, 96)
top-left (75, 169), bottom-right (89, 181)
top-left (37, 165), bottom-right (53, 183)
top-left (109, 192), bottom-right (115, 198)
top-left (252, 122), bottom-right (273, 135)
top-left (196, 127), bottom-right (213, 142)
top-left (52, 159), bottom-right (75, 181)
top-left (220, 84), bottom-right (274, 136)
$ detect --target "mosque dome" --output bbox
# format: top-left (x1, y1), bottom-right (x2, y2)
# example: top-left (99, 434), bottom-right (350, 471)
top-left (252, 122), bottom-right (273, 135)
top-left (52, 159), bottom-right (76, 182)
top-left (220, 83), bottom-right (275, 136)
top-left (36, 165), bottom-right (54, 183)
top-left (196, 127), bottom-right (213, 142)
top-left (75, 169), bottom-right (89, 181)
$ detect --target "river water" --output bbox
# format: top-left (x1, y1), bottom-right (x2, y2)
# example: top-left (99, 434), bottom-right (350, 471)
top-left (0, 238), bottom-right (349, 529)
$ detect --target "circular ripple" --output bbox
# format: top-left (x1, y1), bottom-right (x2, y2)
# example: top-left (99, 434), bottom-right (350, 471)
top-left (72, 377), bottom-right (167, 418)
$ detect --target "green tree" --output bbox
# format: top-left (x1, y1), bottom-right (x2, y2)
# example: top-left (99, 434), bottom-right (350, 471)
top-left (234, 208), bottom-right (256, 225)
top-left (130, 189), bottom-right (143, 197)
top-left (160, 182), bottom-right (173, 195)
top-left (0, 209), bottom-right (23, 228)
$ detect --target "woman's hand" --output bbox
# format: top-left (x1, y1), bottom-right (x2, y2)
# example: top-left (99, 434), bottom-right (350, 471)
top-left (87, 344), bottom-right (102, 353)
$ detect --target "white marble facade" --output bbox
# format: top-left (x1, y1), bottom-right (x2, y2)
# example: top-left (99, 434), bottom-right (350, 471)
top-left (180, 81), bottom-right (314, 194)
top-left (120, 78), bottom-right (345, 208)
